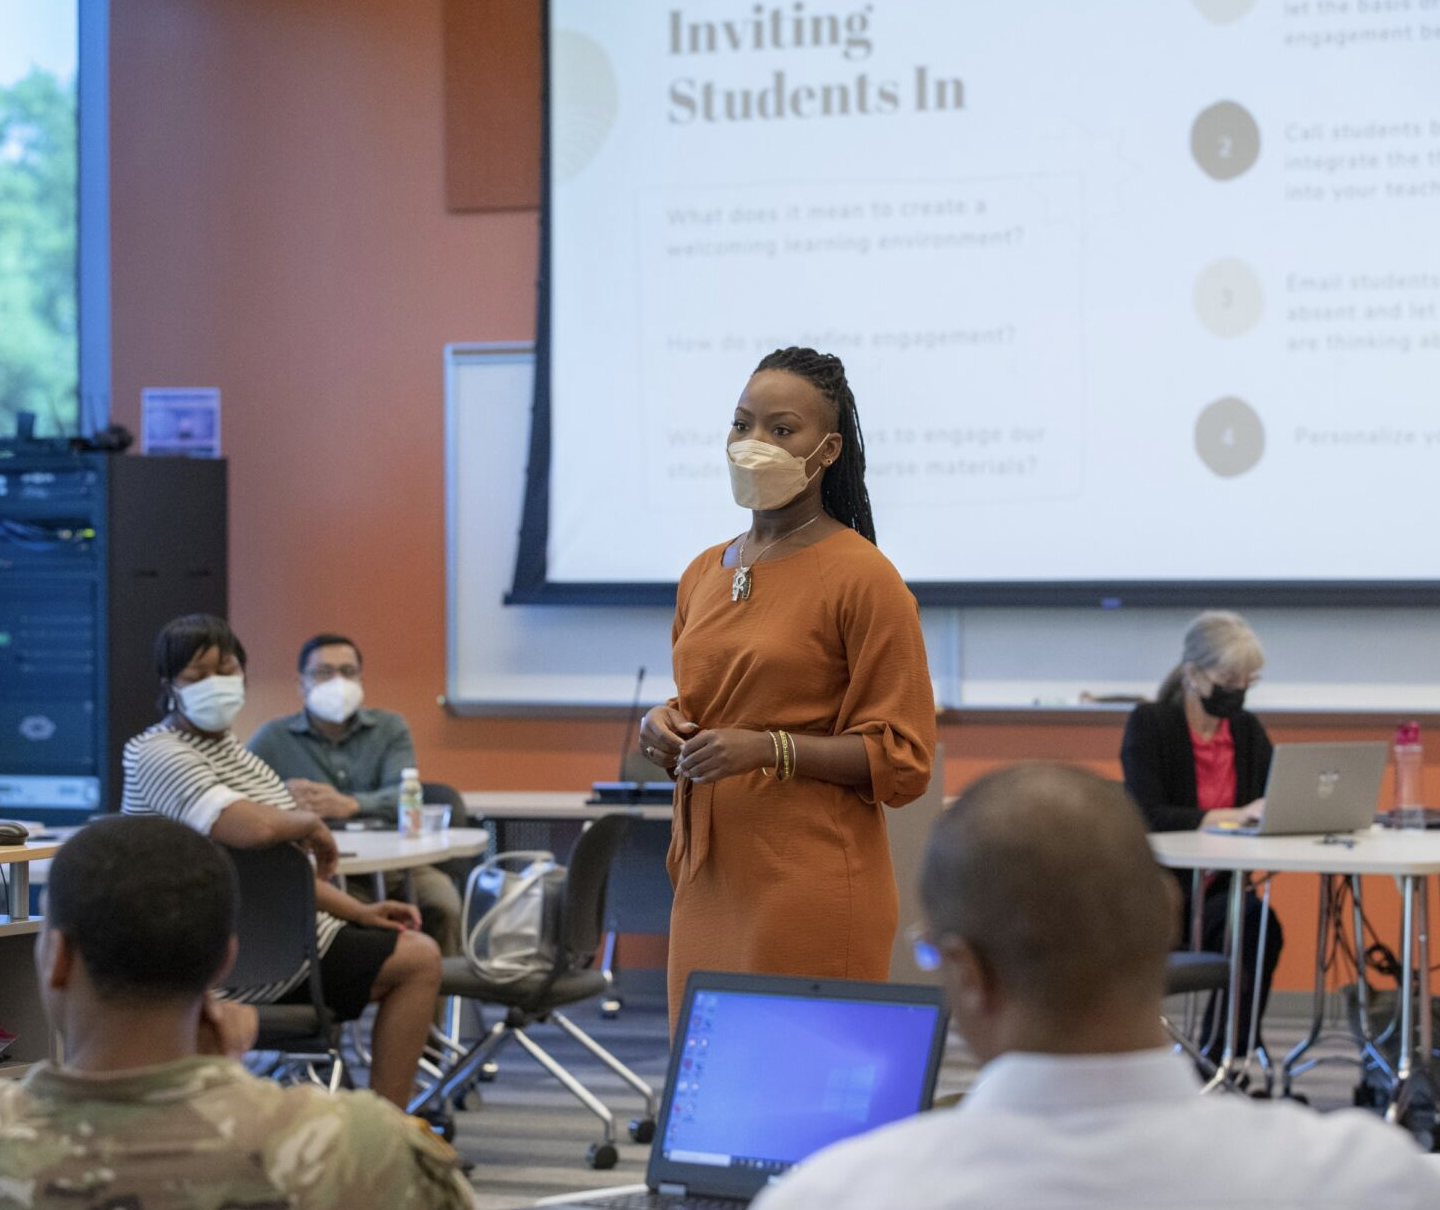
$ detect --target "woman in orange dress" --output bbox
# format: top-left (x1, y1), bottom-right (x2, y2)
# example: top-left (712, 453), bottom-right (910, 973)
top-left (639, 346), bottom-right (937, 1029)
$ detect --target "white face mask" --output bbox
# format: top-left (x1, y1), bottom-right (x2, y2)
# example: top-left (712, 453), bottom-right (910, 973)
top-left (727, 436), bottom-right (833, 511)
top-left (174, 674), bottom-right (246, 733)
top-left (306, 676), bottom-right (364, 724)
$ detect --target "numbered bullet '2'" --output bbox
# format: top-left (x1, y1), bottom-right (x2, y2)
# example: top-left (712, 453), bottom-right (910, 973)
top-left (1191, 102), bottom-right (1261, 181)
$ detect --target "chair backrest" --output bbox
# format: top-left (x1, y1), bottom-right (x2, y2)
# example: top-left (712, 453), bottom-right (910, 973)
top-left (224, 842), bottom-right (318, 990)
top-left (421, 781), bottom-right (465, 815)
top-left (559, 813), bottom-right (632, 963)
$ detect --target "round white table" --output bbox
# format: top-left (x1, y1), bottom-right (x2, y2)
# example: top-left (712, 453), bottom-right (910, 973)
top-left (1151, 826), bottom-right (1440, 1131)
top-left (331, 826), bottom-right (490, 900)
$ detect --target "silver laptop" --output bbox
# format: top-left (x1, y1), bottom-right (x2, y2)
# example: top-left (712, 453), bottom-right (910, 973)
top-left (547, 971), bottom-right (949, 1209)
top-left (1204, 741), bottom-right (1387, 837)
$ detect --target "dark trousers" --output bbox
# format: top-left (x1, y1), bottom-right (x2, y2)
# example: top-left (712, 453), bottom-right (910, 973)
top-left (1182, 878), bottom-right (1284, 1058)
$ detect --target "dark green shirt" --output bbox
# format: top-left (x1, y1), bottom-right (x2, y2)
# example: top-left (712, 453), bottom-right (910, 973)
top-left (247, 707), bottom-right (416, 823)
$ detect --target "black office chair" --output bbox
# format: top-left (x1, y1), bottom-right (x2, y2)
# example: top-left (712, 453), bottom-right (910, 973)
top-left (595, 756), bottom-right (673, 1019)
top-left (410, 813), bottom-right (658, 1169)
top-left (417, 779), bottom-right (489, 1066)
top-left (226, 842), bottom-right (348, 1093)
top-left (1163, 950), bottom-right (1230, 1078)
top-left (421, 781), bottom-right (467, 820)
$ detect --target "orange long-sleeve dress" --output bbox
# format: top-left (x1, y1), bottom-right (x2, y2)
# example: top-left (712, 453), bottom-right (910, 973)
top-left (665, 526), bottom-right (936, 1028)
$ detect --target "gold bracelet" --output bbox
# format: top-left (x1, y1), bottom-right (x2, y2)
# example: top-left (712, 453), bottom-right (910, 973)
top-left (778, 729), bottom-right (793, 782)
top-left (762, 729), bottom-right (781, 778)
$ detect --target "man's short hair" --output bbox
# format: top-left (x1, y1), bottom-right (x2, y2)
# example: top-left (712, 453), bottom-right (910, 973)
top-left (297, 632), bottom-right (363, 673)
top-left (920, 762), bottom-right (1175, 1014)
top-left (46, 815), bottom-right (239, 1002)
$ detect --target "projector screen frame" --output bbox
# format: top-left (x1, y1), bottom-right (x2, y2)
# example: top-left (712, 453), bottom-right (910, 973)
top-left (509, 1), bottom-right (1440, 611)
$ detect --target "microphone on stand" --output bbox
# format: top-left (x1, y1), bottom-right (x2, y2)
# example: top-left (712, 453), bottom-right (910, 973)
top-left (618, 666), bottom-right (647, 792)
top-left (589, 667), bottom-right (670, 806)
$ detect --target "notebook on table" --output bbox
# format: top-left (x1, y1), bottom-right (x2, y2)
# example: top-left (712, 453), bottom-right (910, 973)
top-left (1201, 741), bottom-right (1387, 837)
top-left (547, 971), bottom-right (949, 1209)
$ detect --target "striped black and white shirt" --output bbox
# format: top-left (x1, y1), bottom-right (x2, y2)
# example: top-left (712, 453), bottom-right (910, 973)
top-left (121, 721), bottom-right (345, 1003)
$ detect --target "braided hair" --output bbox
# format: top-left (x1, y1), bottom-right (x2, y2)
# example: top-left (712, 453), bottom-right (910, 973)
top-left (753, 346), bottom-right (876, 544)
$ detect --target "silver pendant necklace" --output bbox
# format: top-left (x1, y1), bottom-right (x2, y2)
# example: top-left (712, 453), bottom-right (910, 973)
top-left (731, 514), bottom-right (821, 602)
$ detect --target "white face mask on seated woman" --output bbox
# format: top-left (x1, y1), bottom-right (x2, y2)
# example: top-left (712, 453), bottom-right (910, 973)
top-left (174, 675), bottom-right (246, 733)
top-left (727, 436), bottom-right (833, 511)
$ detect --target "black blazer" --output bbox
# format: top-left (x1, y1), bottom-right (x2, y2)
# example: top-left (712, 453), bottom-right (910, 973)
top-left (1121, 700), bottom-right (1273, 833)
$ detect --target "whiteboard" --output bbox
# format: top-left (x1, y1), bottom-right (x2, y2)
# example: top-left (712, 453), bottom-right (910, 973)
top-left (445, 343), bottom-right (1440, 715)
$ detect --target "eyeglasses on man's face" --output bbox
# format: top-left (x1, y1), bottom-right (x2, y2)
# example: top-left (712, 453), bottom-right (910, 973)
top-left (304, 663), bottom-right (361, 682)
top-left (906, 922), bottom-right (942, 972)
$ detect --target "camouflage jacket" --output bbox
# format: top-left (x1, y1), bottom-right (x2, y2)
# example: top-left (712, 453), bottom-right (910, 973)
top-left (0, 1056), bottom-right (473, 1209)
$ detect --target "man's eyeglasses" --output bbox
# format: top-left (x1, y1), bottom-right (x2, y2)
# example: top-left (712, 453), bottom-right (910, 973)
top-left (906, 923), bottom-right (942, 973)
top-left (304, 664), bottom-right (361, 682)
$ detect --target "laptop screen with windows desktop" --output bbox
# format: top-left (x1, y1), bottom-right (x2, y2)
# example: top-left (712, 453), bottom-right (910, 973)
top-left (648, 974), bottom-right (948, 1198)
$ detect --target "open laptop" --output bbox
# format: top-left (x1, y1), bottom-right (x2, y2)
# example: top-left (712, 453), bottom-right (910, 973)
top-left (547, 971), bottom-right (949, 1209)
top-left (1202, 741), bottom-right (1387, 837)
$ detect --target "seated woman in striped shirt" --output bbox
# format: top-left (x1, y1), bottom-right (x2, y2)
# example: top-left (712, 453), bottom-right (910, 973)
top-left (121, 613), bottom-right (441, 1110)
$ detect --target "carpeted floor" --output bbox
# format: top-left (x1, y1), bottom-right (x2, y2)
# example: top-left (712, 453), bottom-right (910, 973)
top-left (427, 990), bottom-right (1398, 1210)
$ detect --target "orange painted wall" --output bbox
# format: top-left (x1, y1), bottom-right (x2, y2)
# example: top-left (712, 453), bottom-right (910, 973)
top-left (108, 0), bottom-right (564, 779)
top-left (108, 0), bottom-right (1435, 992)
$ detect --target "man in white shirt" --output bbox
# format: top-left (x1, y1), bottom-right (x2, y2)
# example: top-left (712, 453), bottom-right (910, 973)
top-left (753, 762), bottom-right (1440, 1210)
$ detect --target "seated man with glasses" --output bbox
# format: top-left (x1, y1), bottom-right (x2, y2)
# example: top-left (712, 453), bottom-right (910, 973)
top-left (0, 815), bottom-right (473, 1209)
top-left (753, 762), bottom-right (1440, 1210)
top-left (248, 633), bottom-right (462, 958)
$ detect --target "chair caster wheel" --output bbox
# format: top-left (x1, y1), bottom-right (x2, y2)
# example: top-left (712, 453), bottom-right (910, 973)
top-left (587, 1142), bottom-right (619, 1170)
top-left (629, 1117), bottom-right (656, 1144)
top-left (451, 1090), bottom-right (479, 1112)
top-left (476, 1060), bottom-right (498, 1083)
top-left (601, 998), bottom-right (622, 1020)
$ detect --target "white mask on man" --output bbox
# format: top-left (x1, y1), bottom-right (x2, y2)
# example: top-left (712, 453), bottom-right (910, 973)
top-left (727, 436), bottom-right (833, 511)
top-left (174, 675), bottom-right (246, 733)
top-left (307, 676), bottom-right (365, 724)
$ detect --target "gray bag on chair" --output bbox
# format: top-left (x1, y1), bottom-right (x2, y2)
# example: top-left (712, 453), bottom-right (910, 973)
top-left (462, 851), bottom-right (566, 985)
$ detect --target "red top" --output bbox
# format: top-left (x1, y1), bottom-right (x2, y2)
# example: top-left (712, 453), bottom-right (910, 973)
top-left (1190, 717), bottom-right (1236, 813)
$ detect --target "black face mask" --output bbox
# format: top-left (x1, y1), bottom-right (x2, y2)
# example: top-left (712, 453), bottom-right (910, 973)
top-left (1200, 683), bottom-right (1247, 719)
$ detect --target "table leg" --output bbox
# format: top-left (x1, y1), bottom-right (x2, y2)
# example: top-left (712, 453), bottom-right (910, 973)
top-left (9, 860), bottom-right (29, 922)
top-left (1283, 874), bottom-right (1334, 1095)
top-left (1185, 869), bottom-right (1206, 1041)
top-left (1386, 873), bottom-right (1417, 1124)
top-left (1419, 877), bottom-right (1433, 1070)
top-left (1202, 869), bottom-right (1248, 1093)
top-left (1349, 875), bottom-right (1396, 1081)
top-left (1249, 876), bottom-right (1275, 1092)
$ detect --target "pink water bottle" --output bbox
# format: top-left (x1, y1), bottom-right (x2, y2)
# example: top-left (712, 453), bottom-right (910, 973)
top-left (1393, 721), bottom-right (1424, 830)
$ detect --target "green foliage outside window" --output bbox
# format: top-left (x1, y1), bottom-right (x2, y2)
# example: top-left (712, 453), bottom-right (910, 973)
top-left (0, 67), bottom-right (77, 438)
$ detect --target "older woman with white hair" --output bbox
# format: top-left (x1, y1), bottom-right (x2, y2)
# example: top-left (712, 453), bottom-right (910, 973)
top-left (1121, 610), bottom-right (1282, 1060)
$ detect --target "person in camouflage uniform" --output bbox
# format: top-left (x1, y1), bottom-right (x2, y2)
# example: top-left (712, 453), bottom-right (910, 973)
top-left (0, 815), bottom-right (473, 1210)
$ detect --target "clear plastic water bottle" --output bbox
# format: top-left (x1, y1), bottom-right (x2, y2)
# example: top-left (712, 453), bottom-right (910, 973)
top-left (1392, 722), bottom-right (1425, 831)
top-left (398, 766), bottom-right (424, 837)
